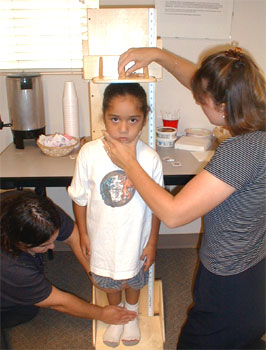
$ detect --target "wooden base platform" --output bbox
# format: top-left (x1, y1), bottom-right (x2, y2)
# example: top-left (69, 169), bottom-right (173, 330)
top-left (92, 280), bottom-right (165, 349)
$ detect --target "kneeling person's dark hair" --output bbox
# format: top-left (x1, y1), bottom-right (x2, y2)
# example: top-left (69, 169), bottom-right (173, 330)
top-left (0, 190), bottom-right (60, 255)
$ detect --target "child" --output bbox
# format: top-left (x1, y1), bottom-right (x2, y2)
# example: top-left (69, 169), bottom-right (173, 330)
top-left (68, 83), bottom-right (163, 347)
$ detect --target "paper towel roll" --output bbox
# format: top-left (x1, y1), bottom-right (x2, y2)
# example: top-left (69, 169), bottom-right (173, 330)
top-left (63, 82), bottom-right (80, 141)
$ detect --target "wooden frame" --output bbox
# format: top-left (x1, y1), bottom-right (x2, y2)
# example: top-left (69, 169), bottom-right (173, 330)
top-left (86, 8), bottom-right (153, 56)
top-left (83, 7), bottom-right (162, 142)
top-left (92, 279), bottom-right (165, 349)
top-left (82, 7), bottom-right (162, 81)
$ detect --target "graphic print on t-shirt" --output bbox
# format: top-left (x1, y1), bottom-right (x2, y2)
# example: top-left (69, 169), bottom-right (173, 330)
top-left (100, 170), bottom-right (135, 207)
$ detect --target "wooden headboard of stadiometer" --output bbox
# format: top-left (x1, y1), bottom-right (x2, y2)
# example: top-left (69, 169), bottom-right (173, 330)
top-left (82, 7), bottom-right (163, 143)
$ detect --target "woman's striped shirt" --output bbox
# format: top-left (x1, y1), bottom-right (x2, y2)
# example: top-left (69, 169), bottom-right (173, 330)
top-left (200, 131), bottom-right (266, 276)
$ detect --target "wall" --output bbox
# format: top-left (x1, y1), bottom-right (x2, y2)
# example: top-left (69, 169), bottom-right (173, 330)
top-left (0, 0), bottom-right (265, 240)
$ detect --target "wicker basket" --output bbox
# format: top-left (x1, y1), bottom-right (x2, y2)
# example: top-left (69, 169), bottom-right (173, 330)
top-left (37, 134), bottom-right (79, 157)
top-left (213, 127), bottom-right (232, 144)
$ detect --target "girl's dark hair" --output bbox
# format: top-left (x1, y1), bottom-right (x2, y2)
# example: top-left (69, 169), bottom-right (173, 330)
top-left (0, 190), bottom-right (60, 255)
top-left (191, 49), bottom-right (266, 136)
top-left (102, 83), bottom-right (150, 119)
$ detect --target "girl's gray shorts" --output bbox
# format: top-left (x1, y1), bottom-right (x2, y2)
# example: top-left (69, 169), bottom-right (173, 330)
top-left (90, 265), bottom-right (149, 290)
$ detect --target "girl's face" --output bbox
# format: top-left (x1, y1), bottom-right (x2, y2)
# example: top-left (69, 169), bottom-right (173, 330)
top-left (104, 94), bottom-right (146, 144)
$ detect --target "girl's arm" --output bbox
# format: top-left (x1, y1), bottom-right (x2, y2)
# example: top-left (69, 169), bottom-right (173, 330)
top-left (64, 223), bottom-right (90, 274)
top-left (118, 47), bottom-right (197, 90)
top-left (72, 202), bottom-right (90, 260)
top-left (141, 214), bottom-right (161, 271)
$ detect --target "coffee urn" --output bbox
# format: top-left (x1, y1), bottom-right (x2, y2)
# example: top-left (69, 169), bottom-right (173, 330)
top-left (6, 74), bottom-right (45, 149)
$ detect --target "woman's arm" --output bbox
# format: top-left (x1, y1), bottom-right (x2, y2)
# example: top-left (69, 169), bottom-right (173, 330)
top-left (35, 285), bottom-right (136, 324)
top-left (102, 134), bottom-right (235, 228)
top-left (123, 159), bottom-right (235, 228)
top-left (118, 47), bottom-right (197, 89)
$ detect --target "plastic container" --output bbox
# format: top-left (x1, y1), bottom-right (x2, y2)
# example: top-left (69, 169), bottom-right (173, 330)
top-left (185, 128), bottom-right (212, 138)
top-left (156, 127), bottom-right (177, 140)
top-left (156, 137), bottom-right (175, 148)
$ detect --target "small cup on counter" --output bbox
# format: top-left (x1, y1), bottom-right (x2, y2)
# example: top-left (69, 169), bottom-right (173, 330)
top-left (161, 110), bottom-right (180, 130)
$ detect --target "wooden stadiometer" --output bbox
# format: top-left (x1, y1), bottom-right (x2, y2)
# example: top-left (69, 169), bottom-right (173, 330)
top-left (82, 7), bottom-right (165, 349)
top-left (91, 57), bottom-right (157, 83)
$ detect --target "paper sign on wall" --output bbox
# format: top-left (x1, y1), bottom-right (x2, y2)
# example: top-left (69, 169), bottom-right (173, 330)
top-left (155, 0), bottom-right (234, 39)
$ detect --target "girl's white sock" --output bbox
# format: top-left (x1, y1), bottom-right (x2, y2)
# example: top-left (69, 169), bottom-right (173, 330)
top-left (103, 302), bottom-right (124, 348)
top-left (122, 301), bottom-right (140, 346)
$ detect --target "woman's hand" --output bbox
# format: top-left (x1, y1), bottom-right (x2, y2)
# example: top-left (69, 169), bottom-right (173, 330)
top-left (118, 47), bottom-right (161, 76)
top-left (102, 131), bottom-right (138, 170)
top-left (100, 305), bottom-right (137, 325)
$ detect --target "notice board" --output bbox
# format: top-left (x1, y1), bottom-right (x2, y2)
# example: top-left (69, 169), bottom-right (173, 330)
top-left (155, 0), bottom-right (233, 39)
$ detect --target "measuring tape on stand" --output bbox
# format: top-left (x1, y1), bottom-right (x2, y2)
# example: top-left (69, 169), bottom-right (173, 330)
top-left (148, 83), bottom-right (156, 149)
top-left (147, 8), bottom-right (156, 317)
top-left (148, 7), bottom-right (156, 150)
top-left (147, 82), bottom-right (155, 317)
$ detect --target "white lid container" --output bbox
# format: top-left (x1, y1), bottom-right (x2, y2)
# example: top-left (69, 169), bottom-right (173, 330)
top-left (156, 127), bottom-right (177, 140)
top-left (185, 128), bottom-right (212, 138)
top-left (157, 137), bottom-right (175, 148)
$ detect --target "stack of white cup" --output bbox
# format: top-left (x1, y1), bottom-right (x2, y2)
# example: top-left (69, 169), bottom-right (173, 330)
top-left (62, 81), bottom-right (80, 144)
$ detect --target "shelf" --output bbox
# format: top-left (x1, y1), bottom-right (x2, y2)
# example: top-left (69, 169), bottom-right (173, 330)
top-left (92, 74), bottom-right (157, 84)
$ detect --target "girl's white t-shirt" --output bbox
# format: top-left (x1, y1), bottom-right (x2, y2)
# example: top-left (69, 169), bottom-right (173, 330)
top-left (68, 138), bottom-right (163, 280)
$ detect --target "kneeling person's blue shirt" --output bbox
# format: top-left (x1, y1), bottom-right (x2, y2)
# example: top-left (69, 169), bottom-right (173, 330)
top-left (0, 206), bottom-right (74, 313)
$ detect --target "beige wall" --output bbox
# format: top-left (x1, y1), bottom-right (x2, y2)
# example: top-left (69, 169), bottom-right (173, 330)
top-left (1, 0), bottom-right (265, 237)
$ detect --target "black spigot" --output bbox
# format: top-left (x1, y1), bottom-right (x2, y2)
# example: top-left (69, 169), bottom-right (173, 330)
top-left (0, 116), bottom-right (12, 130)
